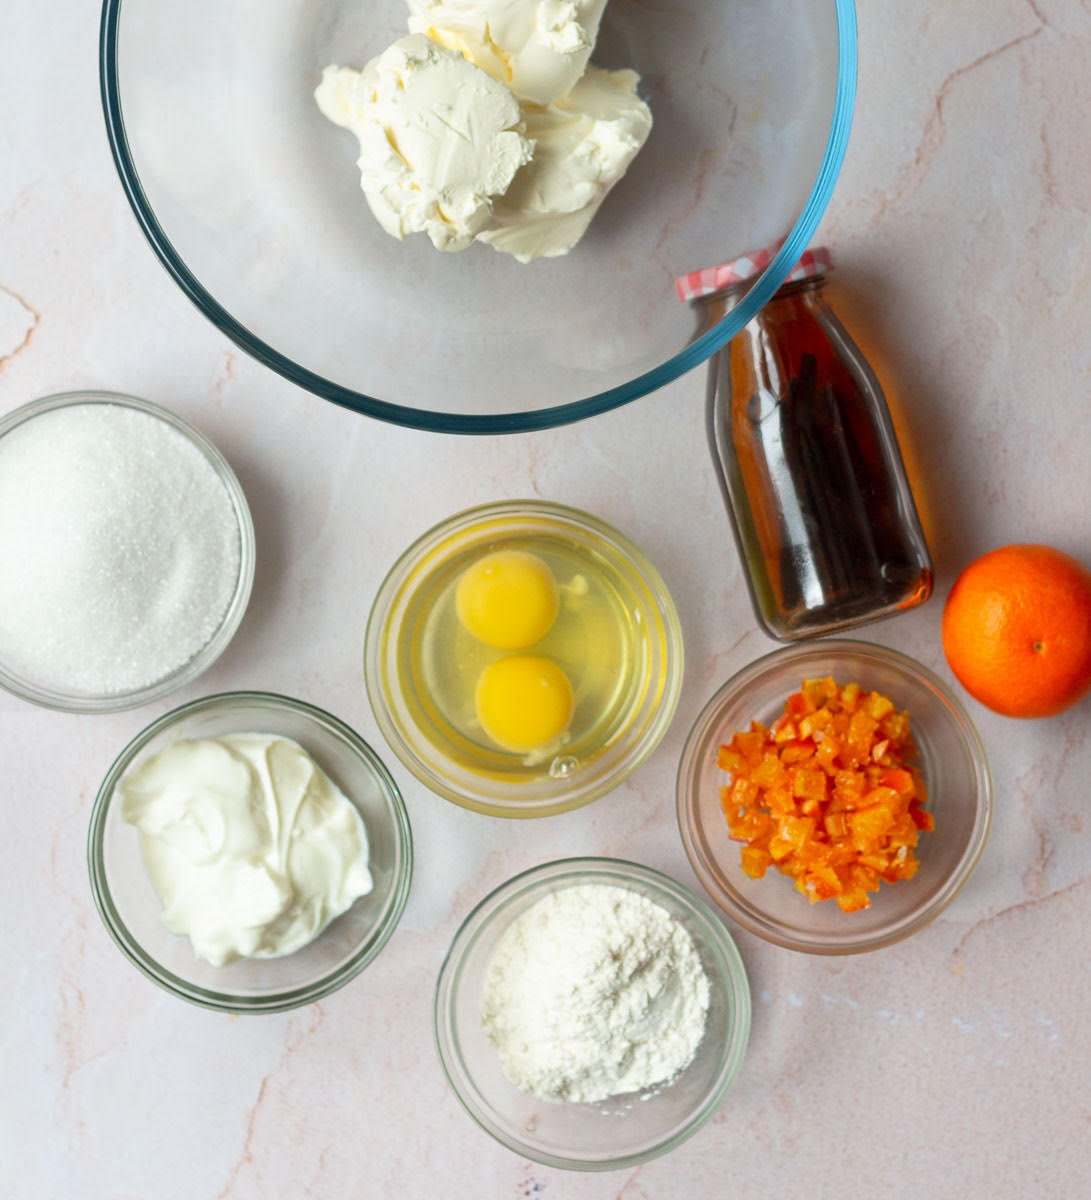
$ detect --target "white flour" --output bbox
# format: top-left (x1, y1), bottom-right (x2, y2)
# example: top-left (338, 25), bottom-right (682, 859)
top-left (480, 883), bottom-right (710, 1103)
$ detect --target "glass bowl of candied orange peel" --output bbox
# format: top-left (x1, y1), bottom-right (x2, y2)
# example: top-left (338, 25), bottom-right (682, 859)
top-left (677, 642), bottom-right (993, 955)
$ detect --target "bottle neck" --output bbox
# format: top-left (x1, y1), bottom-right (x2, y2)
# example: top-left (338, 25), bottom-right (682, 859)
top-left (694, 274), bottom-right (827, 333)
top-left (769, 274), bottom-right (827, 302)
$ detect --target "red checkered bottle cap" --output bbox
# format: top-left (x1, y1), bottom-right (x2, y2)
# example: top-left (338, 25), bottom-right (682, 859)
top-left (675, 243), bottom-right (833, 302)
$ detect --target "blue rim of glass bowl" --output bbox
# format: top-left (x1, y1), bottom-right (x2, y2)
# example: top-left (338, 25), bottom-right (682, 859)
top-left (99, 1), bottom-right (858, 435)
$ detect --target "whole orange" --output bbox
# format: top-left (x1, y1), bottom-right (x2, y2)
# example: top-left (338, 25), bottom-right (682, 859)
top-left (942, 544), bottom-right (1091, 718)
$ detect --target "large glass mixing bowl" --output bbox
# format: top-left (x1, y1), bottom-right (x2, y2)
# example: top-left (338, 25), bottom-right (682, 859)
top-left (101, 1), bottom-right (857, 432)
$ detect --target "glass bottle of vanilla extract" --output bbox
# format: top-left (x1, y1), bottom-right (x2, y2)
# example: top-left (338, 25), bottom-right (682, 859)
top-left (685, 246), bottom-right (933, 641)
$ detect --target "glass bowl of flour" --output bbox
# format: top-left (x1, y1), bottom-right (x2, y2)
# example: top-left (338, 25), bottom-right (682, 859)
top-left (434, 857), bottom-right (751, 1170)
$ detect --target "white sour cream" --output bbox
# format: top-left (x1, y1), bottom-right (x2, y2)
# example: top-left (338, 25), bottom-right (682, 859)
top-left (120, 734), bottom-right (373, 967)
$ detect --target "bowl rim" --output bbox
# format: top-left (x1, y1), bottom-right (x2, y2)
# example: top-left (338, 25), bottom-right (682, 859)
top-left (98, 0), bottom-right (858, 435)
top-left (87, 690), bottom-right (414, 1013)
top-left (0, 390), bottom-right (255, 714)
top-left (433, 856), bottom-right (752, 1171)
top-left (363, 499), bottom-right (685, 818)
top-left (676, 639), bottom-right (994, 955)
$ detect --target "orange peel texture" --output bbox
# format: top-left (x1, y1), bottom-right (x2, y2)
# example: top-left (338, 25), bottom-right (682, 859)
top-left (718, 677), bottom-right (932, 913)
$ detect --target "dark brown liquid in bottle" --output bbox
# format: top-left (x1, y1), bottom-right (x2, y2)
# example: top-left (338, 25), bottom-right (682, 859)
top-left (706, 277), bottom-right (932, 638)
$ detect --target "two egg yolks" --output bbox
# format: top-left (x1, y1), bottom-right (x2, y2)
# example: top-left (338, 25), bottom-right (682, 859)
top-left (455, 551), bottom-right (573, 753)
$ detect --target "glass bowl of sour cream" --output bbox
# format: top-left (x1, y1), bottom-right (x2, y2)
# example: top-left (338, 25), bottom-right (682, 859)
top-left (100, 0), bottom-right (857, 432)
top-left (88, 692), bottom-right (413, 1013)
top-left (434, 858), bottom-right (751, 1171)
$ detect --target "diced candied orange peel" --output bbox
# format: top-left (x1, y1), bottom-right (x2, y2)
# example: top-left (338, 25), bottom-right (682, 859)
top-left (718, 677), bottom-right (932, 913)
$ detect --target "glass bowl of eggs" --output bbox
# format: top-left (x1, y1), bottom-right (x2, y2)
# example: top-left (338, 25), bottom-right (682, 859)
top-left (364, 501), bottom-right (684, 816)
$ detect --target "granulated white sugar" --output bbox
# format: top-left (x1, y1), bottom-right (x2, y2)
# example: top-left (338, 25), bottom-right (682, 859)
top-left (0, 403), bottom-right (242, 695)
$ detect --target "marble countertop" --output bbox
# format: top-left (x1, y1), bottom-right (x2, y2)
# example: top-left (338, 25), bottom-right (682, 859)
top-left (2, 1), bottom-right (1089, 1196)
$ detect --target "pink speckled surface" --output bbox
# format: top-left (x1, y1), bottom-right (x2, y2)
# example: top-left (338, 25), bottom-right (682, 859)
top-left (2, 1), bottom-right (1090, 1196)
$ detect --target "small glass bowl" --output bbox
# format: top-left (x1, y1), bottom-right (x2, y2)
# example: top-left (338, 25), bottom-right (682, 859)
top-left (677, 641), bottom-right (993, 955)
top-left (364, 501), bottom-right (684, 818)
top-left (434, 858), bottom-right (751, 1171)
top-left (88, 692), bottom-right (413, 1013)
top-left (0, 391), bottom-right (255, 713)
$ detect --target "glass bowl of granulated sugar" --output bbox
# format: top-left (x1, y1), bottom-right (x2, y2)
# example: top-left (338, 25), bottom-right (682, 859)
top-left (434, 857), bottom-right (752, 1171)
top-left (0, 392), bottom-right (254, 713)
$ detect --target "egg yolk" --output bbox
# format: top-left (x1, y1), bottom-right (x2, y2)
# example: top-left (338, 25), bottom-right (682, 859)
top-left (456, 550), bottom-right (559, 650)
top-left (474, 656), bottom-right (574, 753)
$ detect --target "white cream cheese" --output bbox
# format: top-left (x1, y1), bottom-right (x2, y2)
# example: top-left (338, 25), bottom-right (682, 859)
top-left (408, 0), bottom-right (609, 105)
top-left (315, 34), bottom-right (534, 252)
top-left (120, 734), bottom-right (373, 967)
top-left (478, 65), bottom-right (652, 262)
top-left (316, 4), bottom-right (653, 261)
